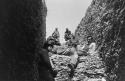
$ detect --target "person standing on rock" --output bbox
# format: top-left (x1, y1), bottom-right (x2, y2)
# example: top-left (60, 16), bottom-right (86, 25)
top-left (52, 28), bottom-right (60, 39)
top-left (52, 28), bottom-right (61, 46)
top-left (64, 28), bottom-right (72, 41)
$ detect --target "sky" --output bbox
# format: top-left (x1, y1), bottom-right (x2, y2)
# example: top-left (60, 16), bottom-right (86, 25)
top-left (46, 0), bottom-right (92, 43)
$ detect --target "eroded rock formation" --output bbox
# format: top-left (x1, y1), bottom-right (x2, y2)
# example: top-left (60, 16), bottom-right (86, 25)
top-left (0, 0), bottom-right (47, 81)
top-left (75, 0), bottom-right (125, 81)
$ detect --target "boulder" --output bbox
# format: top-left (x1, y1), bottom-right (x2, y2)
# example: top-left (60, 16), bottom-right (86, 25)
top-left (50, 55), bottom-right (71, 81)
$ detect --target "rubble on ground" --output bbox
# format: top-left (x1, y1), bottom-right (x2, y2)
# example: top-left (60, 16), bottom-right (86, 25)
top-left (49, 47), bottom-right (106, 81)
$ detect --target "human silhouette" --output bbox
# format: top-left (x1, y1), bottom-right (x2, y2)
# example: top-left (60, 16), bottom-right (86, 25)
top-left (38, 42), bottom-right (57, 81)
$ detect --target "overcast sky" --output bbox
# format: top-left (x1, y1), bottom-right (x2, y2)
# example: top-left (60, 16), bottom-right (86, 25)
top-left (46, 0), bottom-right (92, 43)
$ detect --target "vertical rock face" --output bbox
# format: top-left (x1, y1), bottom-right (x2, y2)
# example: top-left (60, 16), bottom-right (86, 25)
top-left (75, 0), bottom-right (125, 81)
top-left (0, 0), bottom-right (47, 81)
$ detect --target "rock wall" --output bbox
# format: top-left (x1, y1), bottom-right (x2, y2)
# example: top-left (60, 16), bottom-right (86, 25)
top-left (75, 0), bottom-right (125, 81)
top-left (0, 0), bottom-right (47, 81)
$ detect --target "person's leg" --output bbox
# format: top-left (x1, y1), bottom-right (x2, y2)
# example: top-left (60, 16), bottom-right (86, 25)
top-left (68, 55), bottom-right (79, 78)
top-left (38, 67), bottom-right (55, 81)
top-left (68, 64), bottom-right (75, 78)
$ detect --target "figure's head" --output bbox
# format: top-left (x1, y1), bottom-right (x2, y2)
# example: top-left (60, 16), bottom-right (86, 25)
top-left (55, 28), bottom-right (58, 31)
top-left (87, 36), bottom-right (93, 44)
top-left (43, 42), bottom-right (53, 52)
top-left (66, 28), bottom-right (69, 32)
top-left (47, 44), bottom-right (53, 52)
top-left (66, 28), bottom-right (68, 30)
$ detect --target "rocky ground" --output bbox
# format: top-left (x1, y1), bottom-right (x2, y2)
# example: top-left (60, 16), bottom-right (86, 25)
top-left (49, 45), bottom-right (106, 81)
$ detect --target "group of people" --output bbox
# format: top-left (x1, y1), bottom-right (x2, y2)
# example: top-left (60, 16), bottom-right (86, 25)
top-left (47, 27), bottom-right (76, 47)
top-left (67, 36), bottom-right (97, 79)
top-left (38, 26), bottom-right (97, 81)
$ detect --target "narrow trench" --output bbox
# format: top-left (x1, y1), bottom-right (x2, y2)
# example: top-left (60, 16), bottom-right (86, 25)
top-left (0, 0), bottom-right (125, 81)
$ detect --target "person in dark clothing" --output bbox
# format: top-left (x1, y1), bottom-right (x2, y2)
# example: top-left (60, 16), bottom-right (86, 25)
top-left (38, 43), bottom-right (57, 81)
top-left (52, 28), bottom-right (60, 39)
top-left (64, 28), bottom-right (72, 41)
top-left (52, 28), bottom-right (61, 46)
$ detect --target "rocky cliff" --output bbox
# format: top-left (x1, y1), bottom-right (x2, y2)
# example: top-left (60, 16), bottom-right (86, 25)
top-left (0, 0), bottom-right (47, 81)
top-left (75, 0), bottom-right (125, 81)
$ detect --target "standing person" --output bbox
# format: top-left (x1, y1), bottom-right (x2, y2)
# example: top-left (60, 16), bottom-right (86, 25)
top-left (64, 28), bottom-right (72, 41)
top-left (52, 28), bottom-right (61, 46)
top-left (68, 43), bottom-right (79, 78)
top-left (38, 43), bottom-right (57, 81)
top-left (52, 28), bottom-right (60, 39)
